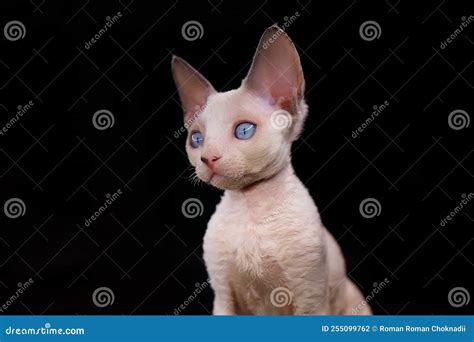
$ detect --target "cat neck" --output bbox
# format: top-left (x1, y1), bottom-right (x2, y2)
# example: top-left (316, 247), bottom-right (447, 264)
top-left (226, 164), bottom-right (301, 218)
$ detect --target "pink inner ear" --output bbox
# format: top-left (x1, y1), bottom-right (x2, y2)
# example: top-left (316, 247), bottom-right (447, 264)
top-left (244, 27), bottom-right (304, 105)
top-left (171, 56), bottom-right (215, 119)
top-left (268, 73), bottom-right (297, 100)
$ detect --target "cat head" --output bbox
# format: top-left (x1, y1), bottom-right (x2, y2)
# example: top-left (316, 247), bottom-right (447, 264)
top-left (172, 25), bottom-right (308, 190)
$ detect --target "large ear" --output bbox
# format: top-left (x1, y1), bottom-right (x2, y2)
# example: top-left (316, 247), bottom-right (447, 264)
top-left (243, 26), bottom-right (305, 112)
top-left (171, 55), bottom-right (216, 121)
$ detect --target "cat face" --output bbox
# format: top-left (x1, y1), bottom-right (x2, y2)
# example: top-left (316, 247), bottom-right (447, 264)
top-left (172, 26), bottom-right (307, 190)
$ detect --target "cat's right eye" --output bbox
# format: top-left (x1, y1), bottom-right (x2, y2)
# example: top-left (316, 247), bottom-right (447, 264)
top-left (190, 131), bottom-right (203, 148)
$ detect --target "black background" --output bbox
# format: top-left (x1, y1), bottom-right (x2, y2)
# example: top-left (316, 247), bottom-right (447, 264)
top-left (0, 0), bottom-right (472, 315)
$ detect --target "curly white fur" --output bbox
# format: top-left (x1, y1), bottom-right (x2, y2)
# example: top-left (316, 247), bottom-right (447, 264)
top-left (172, 25), bottom-right (371, 315)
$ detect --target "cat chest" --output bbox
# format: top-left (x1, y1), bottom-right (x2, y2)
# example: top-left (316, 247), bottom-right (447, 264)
top-left (224, 222), bottom-right (285, 283)
top-left (206, 204), bottom-right (292, 284)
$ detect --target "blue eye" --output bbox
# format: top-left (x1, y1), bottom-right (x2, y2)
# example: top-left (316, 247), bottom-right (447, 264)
top-left (234, 122), bottom-right (256, 140)
top-left (190, 131), bottom-right (203, 148)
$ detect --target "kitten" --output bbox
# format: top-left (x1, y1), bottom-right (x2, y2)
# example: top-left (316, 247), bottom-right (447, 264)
top-left (171, 25), bottom-right (371, 315)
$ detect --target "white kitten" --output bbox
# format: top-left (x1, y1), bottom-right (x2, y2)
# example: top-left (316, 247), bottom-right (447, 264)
top-left (172, 25), bottom-right (372, 315)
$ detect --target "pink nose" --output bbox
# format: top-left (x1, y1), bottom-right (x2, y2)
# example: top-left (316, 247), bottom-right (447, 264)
top-left (201, 155), bottom-right (221, 168)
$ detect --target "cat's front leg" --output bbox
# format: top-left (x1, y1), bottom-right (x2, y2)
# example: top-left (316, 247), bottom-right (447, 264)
top-left (289, 278), bottom-right (330, 315)
top-left (212, 289), bottom-right (236, 315)
top-left (286, 256), bottom-right (331, 315)
top-left (291, 288), bottom-right (330, 315)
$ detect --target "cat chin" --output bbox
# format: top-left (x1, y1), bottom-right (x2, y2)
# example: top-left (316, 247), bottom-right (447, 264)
top-left (207, 174), bottom-right (246, 190)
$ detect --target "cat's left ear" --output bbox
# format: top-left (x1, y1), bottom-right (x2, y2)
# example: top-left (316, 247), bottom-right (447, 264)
top-left (243, 25), bottom-right (305, 111)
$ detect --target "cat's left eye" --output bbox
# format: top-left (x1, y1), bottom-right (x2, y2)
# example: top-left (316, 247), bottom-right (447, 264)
top-left (234, 122), bottom-right (256, 140)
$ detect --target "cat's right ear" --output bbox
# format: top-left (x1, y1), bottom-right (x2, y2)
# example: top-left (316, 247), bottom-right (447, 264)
top-left (171, 55), bottom-right (216, 121)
